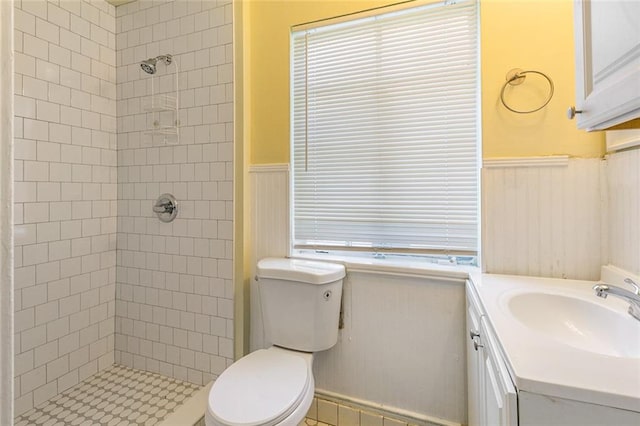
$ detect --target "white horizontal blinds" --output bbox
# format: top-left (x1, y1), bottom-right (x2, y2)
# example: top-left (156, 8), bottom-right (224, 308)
top-left (292, 0), bottom-right (478, 254)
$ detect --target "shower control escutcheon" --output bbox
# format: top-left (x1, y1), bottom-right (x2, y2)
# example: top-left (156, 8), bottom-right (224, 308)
top-left (154, 193), bottom-right (178, 223)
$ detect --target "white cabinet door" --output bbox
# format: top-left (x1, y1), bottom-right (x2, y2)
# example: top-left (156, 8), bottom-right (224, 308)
top-left (573, 0), bottom-right (640, 130)
top-left (480, 317), bottom-right (518, 426)
top-left (466, 282), bottom-right (484, 426)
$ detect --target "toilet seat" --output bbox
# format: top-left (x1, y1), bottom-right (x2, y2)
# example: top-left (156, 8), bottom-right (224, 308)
top-left (207, 347), bottom-right (313, 426)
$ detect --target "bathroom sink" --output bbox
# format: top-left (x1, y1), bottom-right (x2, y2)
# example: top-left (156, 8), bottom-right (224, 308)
top-left (506, 292), bottom-right (640, 358)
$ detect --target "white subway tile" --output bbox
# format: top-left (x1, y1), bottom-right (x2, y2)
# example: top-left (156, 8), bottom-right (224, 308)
top-left (46, 356), bottom-right (69, 382)
top-left (60, 220), bottom-right (82, 240)
top-left (57, 369), bottom-right (78, 394)
top-left (22, 243), bottom-right (48, 266)
top-left (23, 202), bottom-right (49, 223)
top-left (81, 38), bottom-right (100, 61)
top-left (60, 28), bottom-right (81, 53)
top-left (49, 45), bottom-right (71, 69)
top-left (36, 100), bottom-right (60, 123)
top-left (48, 123), bottom-right (71, 144)
top-left (46, 317), bottom-right (69, 342)
top-left (58, 294), bottom-right (80, 319)
top-left (23, 118), bottom-right (49, 140)
top-left (22, 0), bottom-right (48, 20)
top-left (21, 365), bottom-right (47, 394)
top-left (15, 225), bottom-right (37, 249)
top-left (15, 350), bottom-right (34, 377)
top-left (81, 2), bottom-right (101, 27)
top-left (11, 144), bottom-right (25, 170)
top-left (22, 285), bottom-right (48, 309)
top-left (49, 201), bottom-right (72, 221)
top-left (35, 300), bottom-right (58, 326)
top-left (71, 54), bottom-right (91, 79)
top-left (35, 17), bottom-right (59, 45)
top-left (21, 324), bottom-right (47, 353)
top-left (14, 53), bottom-right (36, 78)
top-left (14, 8), bottom-right (36, 35)
top-left (70, 14), bottom-right (90, 39)
top-left (23, 161), bottom-right (49, 182)
top-left (15, 267), bottom-right (36, 292)
top-left (35, 260), bottom-right (60, 284)
top-left (58, 261), bottom-right (79, 284)
top-left (37, 182), bottom-right (61, 202)
top-left (36, 60), bottom-right (60, 85)
top-left (48, 3), bottom-right (70, 30)
top-left (47, 277), bottom-right (70, 301)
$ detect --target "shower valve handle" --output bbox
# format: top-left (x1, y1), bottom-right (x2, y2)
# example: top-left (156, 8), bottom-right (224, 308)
top-left (153, 194), bottom-right (178, 223)
top-left (153, 202), bottom-right (174, 214)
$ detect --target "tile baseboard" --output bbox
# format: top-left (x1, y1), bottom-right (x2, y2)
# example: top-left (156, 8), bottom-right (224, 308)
top-left (306, 391), bottom-right (461, 426)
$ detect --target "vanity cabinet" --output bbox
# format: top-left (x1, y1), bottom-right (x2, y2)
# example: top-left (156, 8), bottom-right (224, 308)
top-left (466, 281), bottom-right (483, 426)
top-left (466, 276), bottom-right (640, 426)
top-left (466, 281), bottom-right (517, 426)
top-left (572, 0), bottom-right (640, 130)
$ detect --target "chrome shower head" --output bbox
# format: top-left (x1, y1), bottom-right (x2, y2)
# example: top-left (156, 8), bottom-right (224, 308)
top-left (141, 58), bottom-right (157, 74)
top-left (140, 55), bottom-right (173, 75)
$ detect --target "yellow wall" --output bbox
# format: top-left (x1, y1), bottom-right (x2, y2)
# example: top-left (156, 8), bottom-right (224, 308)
top-left (481, 0), bottom-right (602, 157)
top-left (246, 0), bottom-right (604, 163)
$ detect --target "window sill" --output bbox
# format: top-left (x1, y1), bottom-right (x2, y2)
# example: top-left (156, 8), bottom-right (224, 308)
top-left (291, 252), bottom-right (479, 283)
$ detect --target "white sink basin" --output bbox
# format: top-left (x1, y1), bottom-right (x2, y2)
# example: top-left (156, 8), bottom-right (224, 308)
top-left (506, 292), bottom-right (640, 358)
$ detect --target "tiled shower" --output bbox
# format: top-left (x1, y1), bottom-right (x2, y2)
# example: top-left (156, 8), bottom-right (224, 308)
top-left (12, 0), bottom-right (234, 420)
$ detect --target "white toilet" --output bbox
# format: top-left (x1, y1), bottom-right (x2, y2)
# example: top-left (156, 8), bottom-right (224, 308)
top-left (206, 257), bottom-right (346, 426)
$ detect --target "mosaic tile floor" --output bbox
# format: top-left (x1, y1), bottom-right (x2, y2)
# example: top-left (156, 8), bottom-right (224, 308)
top-left (15, 364), bottom-right (201, 426)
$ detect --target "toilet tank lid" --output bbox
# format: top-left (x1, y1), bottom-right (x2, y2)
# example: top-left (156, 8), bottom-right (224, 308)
top-left (257, 258), bottom-right (345, 284)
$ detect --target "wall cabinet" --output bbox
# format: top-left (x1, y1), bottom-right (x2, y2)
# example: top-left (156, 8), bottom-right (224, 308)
top-left (572, 0), bottom-right (640, 130)
top-left (466, 282), bottom-right (517, 426)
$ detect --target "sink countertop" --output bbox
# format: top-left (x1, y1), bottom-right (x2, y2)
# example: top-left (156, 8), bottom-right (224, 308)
top-left (469, 271), bottom-right (640, 412)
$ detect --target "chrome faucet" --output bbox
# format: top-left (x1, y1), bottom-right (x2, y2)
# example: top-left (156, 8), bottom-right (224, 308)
top-left (593, 278), bottom-right (640, 321)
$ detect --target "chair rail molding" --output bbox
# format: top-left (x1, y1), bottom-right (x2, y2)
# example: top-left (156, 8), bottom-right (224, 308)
top-left (483, 155), bottom-right (570, 168)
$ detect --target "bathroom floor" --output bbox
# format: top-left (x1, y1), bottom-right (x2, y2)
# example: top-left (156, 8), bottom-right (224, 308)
top-left (14, 364), bottom-right (201, 426)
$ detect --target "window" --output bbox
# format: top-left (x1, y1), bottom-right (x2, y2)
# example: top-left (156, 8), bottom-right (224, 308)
top-left (291, 0), bottom-right (479, 263)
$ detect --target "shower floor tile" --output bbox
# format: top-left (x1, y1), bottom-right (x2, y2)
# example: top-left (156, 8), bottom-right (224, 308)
top-left (15, 364), bottom-right (201, 426)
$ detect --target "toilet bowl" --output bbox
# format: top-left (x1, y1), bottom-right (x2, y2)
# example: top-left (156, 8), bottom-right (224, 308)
top-left (206, 347), bottom-right (314, 426)
top-left (206, 258), bottom-right (345, 426)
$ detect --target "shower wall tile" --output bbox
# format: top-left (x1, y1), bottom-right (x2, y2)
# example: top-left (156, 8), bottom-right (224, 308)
top-left (13, 0), bottom-right (117, 417)
top-left (114, 0), bottom-right (234, 386)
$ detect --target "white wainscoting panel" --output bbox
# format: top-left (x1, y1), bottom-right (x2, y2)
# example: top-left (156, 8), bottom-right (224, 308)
top-left (249, 164), bottom-right (290, 263)
top-left (606, 149), bottom-right (640, 276)
top-left (249, 164), bottom-right (290, 351)
top-left (314, 271), bottom-right (467, 425)
top-left (482, 157), bottom-right (604, 280)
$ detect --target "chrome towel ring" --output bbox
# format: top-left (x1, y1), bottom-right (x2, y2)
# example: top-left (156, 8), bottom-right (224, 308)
top-left (500, 68), bottom-right (554, 114)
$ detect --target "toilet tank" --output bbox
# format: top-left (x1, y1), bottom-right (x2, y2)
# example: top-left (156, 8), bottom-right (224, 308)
top-left (256, 258), bottom-right (345, 352)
